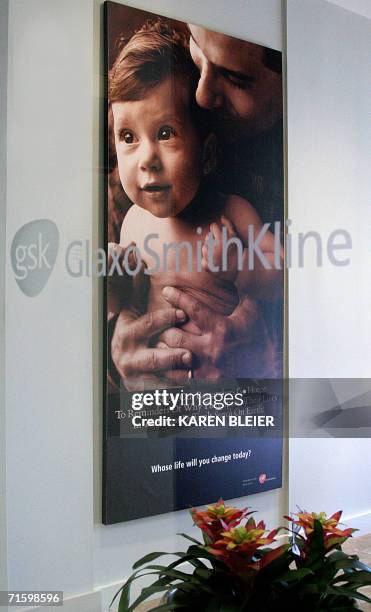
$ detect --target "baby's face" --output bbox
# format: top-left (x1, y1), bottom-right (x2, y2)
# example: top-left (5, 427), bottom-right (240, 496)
top-left (112, 78), bottom-right (202, 218)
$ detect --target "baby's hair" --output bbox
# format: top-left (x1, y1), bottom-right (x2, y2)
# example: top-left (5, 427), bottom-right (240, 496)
top-left (109, 19), bottom-right (210, 139)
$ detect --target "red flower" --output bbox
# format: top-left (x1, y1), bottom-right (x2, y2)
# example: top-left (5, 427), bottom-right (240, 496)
top-left (191, 499), bottom-right (251, 544)
top-left (286, 510), bottom-right (357, 557)
top-left (207, 516), bottom-right (287, 575)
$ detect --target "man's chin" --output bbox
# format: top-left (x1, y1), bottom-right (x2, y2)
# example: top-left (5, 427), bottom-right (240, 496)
top-left (212, 112), bottom-right (278, 142)
top-left (212, 114), bottom-right (252, 142)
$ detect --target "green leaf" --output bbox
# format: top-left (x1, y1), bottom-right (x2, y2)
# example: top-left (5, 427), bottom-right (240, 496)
top-left (144, 564), bottom-right (192, 581)
top-left (297, 583), bottom-right (321, 596)
top-left (150, 603), bottom-right (190, 611)
top-left (186, 557), bottom-right (207, 570)
top-left (275, 568), bottom-right (314, 583)
top-left (352, 591), bottom-right (371, 604)
top-left (327, 549), bottom-right (349, 562)
top-left (187, 545), bottom-right (223, 562)
top-left (256, 549), bottom-right (292, 581)
top-left (116, 574), bottom-right (135, 612)
top-left (109, 585), bottom-right (123, 609)
top-left (327, 605), bottom-right (358, 611)
top-left (306, 519), bottom-right (325, 566)
top-left (133, 551), bottom-right (184, 570)
top-left (326, 586), bottom-right (371, 604)
top-left (174, 582), bottom-right (203, 593)
top-left (334, 557), bottom-right (370, 572)
top-left (177, 533), bottom-right (202, 545)
top-left (193, 567), bottom-right (212, 582)
top-left (124, 553), bottom-right (214, 611)
top-left (220, 603), bottom-right (241, 612)
top-left (183, 545), bottom-right (225, 572)
top-left (167, 552), bottom-right (207, 570)
top-left (332, 570), bottom-right (371, 585)
top-left (144, 564), bottom-right (213, 592)
top-left (127, 580), bottom-right (172, 612)
top-left (115, 570), bottom-right (168, 612)
top-left (113, 570), bottom-right (150, 611)
top-left (205, 596), bottom-right (223, 612)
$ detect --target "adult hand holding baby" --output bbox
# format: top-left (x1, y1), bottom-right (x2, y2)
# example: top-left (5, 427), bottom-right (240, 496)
top-left (111, 305), bottom-right (193, 391)
top-left (111, 286), bottom-right (273, 390)
top-left (159, 287), bottom-right (274, 381)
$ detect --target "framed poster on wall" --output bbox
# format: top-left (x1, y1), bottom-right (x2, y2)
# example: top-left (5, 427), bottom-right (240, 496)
top-left (103, 0), bottom-right (284, 524)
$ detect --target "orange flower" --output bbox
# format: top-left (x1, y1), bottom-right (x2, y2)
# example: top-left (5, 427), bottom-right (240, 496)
top-left (214, 518), bottom-right (277, 552)
top-left (191, 499), bottom-right (251, 543)
top-left (208, 516), bottom-right (286, 574)
top-left (286, 510), bottom-right (357, 556)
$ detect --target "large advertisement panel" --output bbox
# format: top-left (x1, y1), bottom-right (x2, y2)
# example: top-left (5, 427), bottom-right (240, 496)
top-left (103, 1), bottom-right (284, 524)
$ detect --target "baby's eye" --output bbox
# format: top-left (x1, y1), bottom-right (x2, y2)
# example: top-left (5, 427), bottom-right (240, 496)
top-left (158, 125), bottom-right (175, 141)
top-left (120, 129), bottom-right (136, 144)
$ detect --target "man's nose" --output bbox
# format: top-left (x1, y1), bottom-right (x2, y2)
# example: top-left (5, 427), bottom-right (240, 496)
top-left (195, 63), bottom-right (223, 110)
top-left (139, 140), bottom-right (162, 172)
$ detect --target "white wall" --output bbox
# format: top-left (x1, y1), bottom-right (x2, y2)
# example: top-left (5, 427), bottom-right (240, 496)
top-left (0, 0), bottom-right (9, 595)
top-left (6, 0), bottom-right (97, 603)
top-left (5, 0), bottom-right (286, 610)
top-left (287, 0), bottom-right (371, 528)
top-left (327, 0), bottom-right (371, 19)
top-left (4, 0), bottom-right (370, 609)
top-left (108, 0), bottom-right (283, 49)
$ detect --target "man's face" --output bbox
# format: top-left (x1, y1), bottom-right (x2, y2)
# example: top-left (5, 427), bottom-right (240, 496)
top-left (188, 25), bottom-right (282, 139)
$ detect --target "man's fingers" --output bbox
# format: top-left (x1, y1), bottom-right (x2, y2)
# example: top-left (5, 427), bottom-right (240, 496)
top-left (124, 375), bottom-right (176, 392)
top-left (162, 369), bottom-right (193, 384)
top-left (118, 307), bottom-right (187, 343)
top-left (160, 327), bottom-right (202, 352)
top-left (228, 297), bottom-right (260, 344)
top-left (132, 348), bottom-right (192, 373)
top-left (162, 286), bottom-right (213, 333)
top-left (156, 341), bottom-right (169, 349)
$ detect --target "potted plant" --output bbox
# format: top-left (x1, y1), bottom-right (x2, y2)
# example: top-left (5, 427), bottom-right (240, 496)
top-left (111, 500), bottom-right (371, 611)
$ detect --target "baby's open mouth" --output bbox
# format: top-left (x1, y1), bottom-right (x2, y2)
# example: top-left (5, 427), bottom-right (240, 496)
top-left (141, 183), bottom-right (171, 192)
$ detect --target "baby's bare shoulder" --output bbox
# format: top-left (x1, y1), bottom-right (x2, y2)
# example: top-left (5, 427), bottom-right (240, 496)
top-left (120, 205), bottom-right (153, 246)
top-left (123, 204), bottom-right (151, 225)
top-left (224, 193), bottom-right (254, 214)
top-left (223, 194), bottom-right (261, 227)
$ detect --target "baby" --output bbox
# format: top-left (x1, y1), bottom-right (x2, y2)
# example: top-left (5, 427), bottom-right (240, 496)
top-left (108, 20), bottom-right (283, 340)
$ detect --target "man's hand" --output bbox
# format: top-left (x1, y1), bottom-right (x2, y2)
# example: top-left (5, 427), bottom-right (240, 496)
top-left (111, 307), bottom-right (193, 391)
top-left (159, 286), bottom-right (275, 380)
